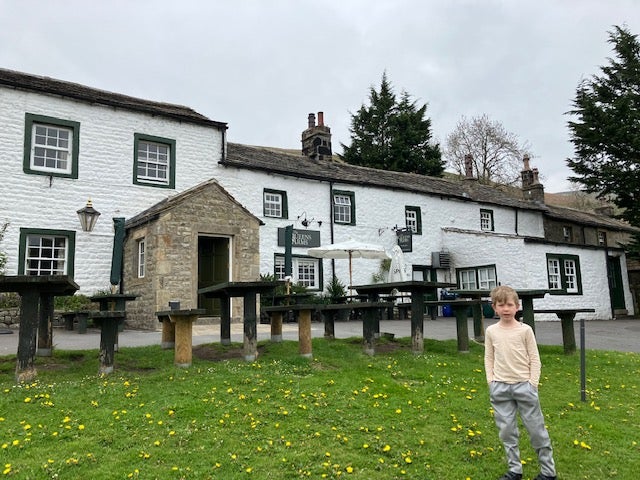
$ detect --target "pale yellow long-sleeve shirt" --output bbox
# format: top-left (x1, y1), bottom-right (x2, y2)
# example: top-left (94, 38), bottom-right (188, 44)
top-left (484, 321), bottom-right (542, 387)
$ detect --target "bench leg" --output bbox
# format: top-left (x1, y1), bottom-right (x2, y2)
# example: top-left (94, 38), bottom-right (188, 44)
top-left (220, 296), bottom-right (231, 346)
top-left (160, 316), bottom-right (175, 349)
top-left (362, 309), bottom-right (377, 356)
top-left (270, 312), bottom-right (283, 342)
top-left (452, 305), bottom-right (470, 353)
top-left (324, 311), bottom-right (335, 339)
top-left (471, 304), bottom-right (484, 342)
top-left (410, 297), bottom-right (424, 354)
top-left (15, 290), bottom-right (39, 383)
top-left (298, 310), bottom-right (312, 358)
top-left (558, 313), bottom-right (577, 354)
top-left (174, 318), bottom-right (194, 368)
top-left (243, 293), bottom-right (258, 362)
top-left (99, 318), bottom-right (121, 374)
top-left (37, 293), bottom-right (54, 357)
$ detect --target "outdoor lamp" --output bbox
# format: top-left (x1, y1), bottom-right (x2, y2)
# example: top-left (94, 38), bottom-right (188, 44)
top-left (77, 199), bottom-right (101, 232)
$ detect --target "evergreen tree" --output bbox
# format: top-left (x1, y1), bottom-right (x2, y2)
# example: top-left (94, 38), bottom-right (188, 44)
top-left (567, 25), bottom-right (640, 227)
top-left (341, 73), bottom-right (443, 176)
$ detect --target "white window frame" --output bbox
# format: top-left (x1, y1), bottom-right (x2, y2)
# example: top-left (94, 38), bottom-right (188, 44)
top-left (480, 209), bottom-right (494, 232)
top-left (137, 140), bottom-right (170, 185)
top-left (274, 255), bottom-right (320, 290)
top-left (546, 254), bottom-right (582, 294)
top-left (333, 192), bottom-right (354, 224)
top-left (137, 239), bottom-right (146, 278)
top-left (457, 265), bottom-right (497, 290)
top-left (264, 191), bottom-right (283, 218)
top-left (31, 123), bottom-right (73, 174)
top-left (458, 269), bottom-right (477, 290)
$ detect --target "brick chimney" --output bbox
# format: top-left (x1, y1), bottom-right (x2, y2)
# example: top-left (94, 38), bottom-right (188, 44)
top-left (521, 155), bottom-right (545, 203)
top-left (301, 111), bottom-right (332, 160)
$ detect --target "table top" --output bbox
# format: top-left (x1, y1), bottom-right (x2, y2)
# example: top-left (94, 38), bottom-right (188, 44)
top-left (452, 289), bottom-right (549, 299)
top-left (89, 293), bottom-right (138, 302)
top-left (351, 281), bottom-right (456, 295)
top-left (198, 280), bottom-right (282, 297)
top-left (0, 275), bottom-right (79, 295)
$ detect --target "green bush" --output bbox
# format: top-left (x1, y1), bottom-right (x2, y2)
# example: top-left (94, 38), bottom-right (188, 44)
top-left (54, 294), bottom-right (93, 312)
top-left (0, 292), bottom-right (20, 309)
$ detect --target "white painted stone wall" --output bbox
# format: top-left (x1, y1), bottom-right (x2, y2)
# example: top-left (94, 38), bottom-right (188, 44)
top-left (0, 87), bottom-right (224, 294)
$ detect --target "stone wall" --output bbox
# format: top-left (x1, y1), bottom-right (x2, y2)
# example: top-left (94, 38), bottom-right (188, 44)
top-left (0, 307), bottom-right (20, 329)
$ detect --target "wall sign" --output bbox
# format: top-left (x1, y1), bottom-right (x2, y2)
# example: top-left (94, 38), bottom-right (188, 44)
top-left (277, 228), bottom-right (321, 248)
top-left (396, 229), bottom-right (412, 252)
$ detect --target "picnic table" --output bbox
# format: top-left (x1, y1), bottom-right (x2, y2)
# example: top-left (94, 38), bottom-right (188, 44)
top-left (198, 281), bottom-right (281, 361)
top-left (0, 275), bottom-right (79, 382)
top-left (532, 308), bottom-right (596, 354)
top-left (351, 281), bottom-right (455, 354)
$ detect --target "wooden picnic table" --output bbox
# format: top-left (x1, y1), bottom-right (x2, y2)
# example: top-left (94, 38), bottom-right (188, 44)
top-left (351, 281), bottom-right (455, 354)
top-left (198, 281), bottom-right (281, 361)
top-left (156, 309), bottom-right (205, 367)
top-left (533, 308), bottom-right (596, 354)
top-left (0, 275), bottom-right (79, 383)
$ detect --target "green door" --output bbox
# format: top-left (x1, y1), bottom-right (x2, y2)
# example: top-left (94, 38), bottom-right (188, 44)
top-left (197, 236), bottom-right (229, 316)
top-left (607, 256), bottom-right (626, 311)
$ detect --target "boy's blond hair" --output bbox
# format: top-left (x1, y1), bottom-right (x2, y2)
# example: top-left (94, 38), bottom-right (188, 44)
top-left (490, 285), bottom-right (520, 305)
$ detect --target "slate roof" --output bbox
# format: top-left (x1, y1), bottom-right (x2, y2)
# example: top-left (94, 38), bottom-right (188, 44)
top-left (125, 178), bottom-right (262, 230)
top-left (224, 143), bottom-right (546, 212)
top-left (0, 67), bottom-right (226, 128)
top-left (224, 143), bottom-right (638, 234)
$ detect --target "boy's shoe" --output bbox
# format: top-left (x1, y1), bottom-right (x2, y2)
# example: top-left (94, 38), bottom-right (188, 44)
top-left (534, 475), bottom-right (557, 480)
top-left (498, 472), bottom-right (522, 480)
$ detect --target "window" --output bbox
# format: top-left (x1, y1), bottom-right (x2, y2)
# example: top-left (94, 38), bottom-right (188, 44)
top-left (137, 239), bottom-right (146, 278)
top-left (456, 264), bottom-right (497, 290)
top-left (332, 190), bottom-right (355, 225)
top-left (23, 113), bottom-right (80, 178)
top-left (133, 133), bottom-right (176, 188)
top-left (546, 254), bottom-right (582, 294)
top-left (274, 255), bottom-right (321, 290)
top-left (405, 206), bottom-right (422, 234)
top-left (598, 231), bottom-right (607, 246)
top-left (562, 226), bottom-right (573, 242)
top-left (480, 209), bottom-right (494, 232)
top-left (18, 228), bottom-right (75, 276)
top-left (263, 189), bottom-right (288, 218)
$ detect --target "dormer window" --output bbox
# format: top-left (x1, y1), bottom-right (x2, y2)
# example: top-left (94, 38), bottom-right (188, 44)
top-left (563, 226), bottom-right (573, 242)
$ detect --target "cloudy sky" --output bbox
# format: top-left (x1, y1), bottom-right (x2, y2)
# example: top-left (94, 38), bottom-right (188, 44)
top-left (2, 0), bottom-right (639, 192)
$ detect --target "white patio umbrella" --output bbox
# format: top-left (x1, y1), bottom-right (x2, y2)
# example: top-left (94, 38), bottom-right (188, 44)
top-left (307, 238), bottom-right (390, 292)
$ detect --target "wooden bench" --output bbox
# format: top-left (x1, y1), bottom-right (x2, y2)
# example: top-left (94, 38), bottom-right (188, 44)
top-left (533, 308), bottom-right (596, 354)
top-left (424, 299), bottom-right (483, 352)
top-left (61, 310), bottom-right (91, 334)
top-left (263, 302), bottom-right (393, 356)
top-left (156, 309), bottom-right (205, 367)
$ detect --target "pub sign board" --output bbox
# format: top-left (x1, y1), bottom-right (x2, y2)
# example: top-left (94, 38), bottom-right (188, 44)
top-left (277, 228), bottom-right (321, 248)
top-left (396, 229), bottom-right (412, 252)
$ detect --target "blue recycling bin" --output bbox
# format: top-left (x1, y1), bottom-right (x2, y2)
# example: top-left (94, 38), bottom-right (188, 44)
top-left (440, 290), bottom-right (457, 317)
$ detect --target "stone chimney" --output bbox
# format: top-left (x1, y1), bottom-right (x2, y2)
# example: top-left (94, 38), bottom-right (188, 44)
top-left (301, 111), bottom-right (332, 160)
top-left (463, 154), bottom-right (475, 180)
top-left (521, 155), bottom-right (545, 203)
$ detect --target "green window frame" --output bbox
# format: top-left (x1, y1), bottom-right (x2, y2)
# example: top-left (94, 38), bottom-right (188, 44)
top-left (23, 113), bottom-right (80, 179)
top-left (546, 253), bottom-right (582, 295)
top-left (480, 209), bottom-right (494, 232)
top-left (456, 264), bottom-right (497, 290)
top-left (405, 206), bottom-right (422, 235)
top-left (133, 133), bottom-right (176, 188)
top-left (18, 228), bottom-right (76, 277)
top-left (332, 190), bottom-right (356, 225)
top-left (263, 189), bottom-right (288, 218)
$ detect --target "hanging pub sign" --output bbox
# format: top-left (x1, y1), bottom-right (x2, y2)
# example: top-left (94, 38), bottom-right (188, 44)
top-left (277, 228), bottom-right (321, 248)
top-left (396, 228), bottom-right (412, 253)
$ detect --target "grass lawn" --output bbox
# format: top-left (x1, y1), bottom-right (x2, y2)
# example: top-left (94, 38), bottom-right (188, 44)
top-left (0, 336), bottom-right (638, 479)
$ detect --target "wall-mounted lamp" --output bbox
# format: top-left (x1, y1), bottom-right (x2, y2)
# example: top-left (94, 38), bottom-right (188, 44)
top-left (297, 211), bottom-right (322, 229)
top-left (77, 199), bottom-right (101, 232)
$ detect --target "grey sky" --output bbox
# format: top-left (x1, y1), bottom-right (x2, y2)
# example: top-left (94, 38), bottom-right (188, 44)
top-left (2, 0), bottom-right (639, 192)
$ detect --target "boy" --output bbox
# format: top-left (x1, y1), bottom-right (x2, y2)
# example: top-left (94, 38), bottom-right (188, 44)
top-left (484, 285), bottom-right (557, 480)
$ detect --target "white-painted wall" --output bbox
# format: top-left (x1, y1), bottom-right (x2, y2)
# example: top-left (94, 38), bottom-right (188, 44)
top-left (0, 87), bottom-right (223, 293)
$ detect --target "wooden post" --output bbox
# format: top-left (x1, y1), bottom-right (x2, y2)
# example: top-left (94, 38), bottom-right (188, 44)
top-left (15, 290), bottom-right (39, 383)
top-left (97, 313), bottom-right (123, 374)
top-left (298, 309), bottom-right (312, 358)
top-left (173, 316), bottom-right (194, 368)
top-left (559, 312), bottom-right (577, 355)
top-left (452, 304), bottom-right (470, 353)
top-left (521, 297), bottom-right (536, 333)
top-left (159, 315), bottom-right (175, 349)
top-left (270, 311), bottom-right (283, 342)
top-left (410, 292), bottom-right (424, 354)
top-left (37, 293), bottom-right (54, 356)
top-left (362, 307), bottom-right (377, 356)
top-left (323, 309), bottom-right (335, 339)
top-left (243, 291), bottom-right (258, 362)
top-left (471, 303), bottom-right (484, 342)
top-left (220, 296), bottom-right (231, 346)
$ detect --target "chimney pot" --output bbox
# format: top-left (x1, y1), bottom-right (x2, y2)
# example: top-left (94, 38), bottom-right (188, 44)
top-left (464, 154), bottom-right (474, 178)
top-left (523, 155), bottom-right (530, 171)
top-left (308, 113), bottom-right (316, 128)
top-left (318, 112), bottom-right (324, 126)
